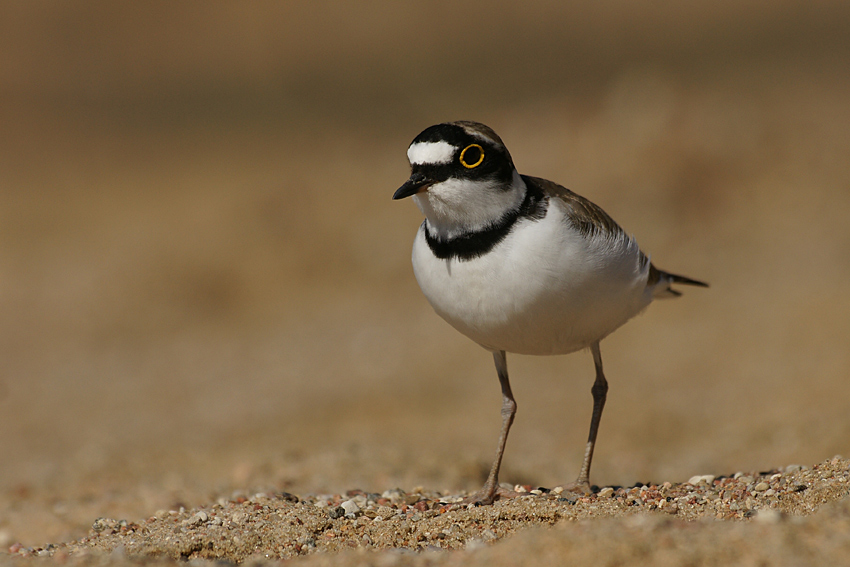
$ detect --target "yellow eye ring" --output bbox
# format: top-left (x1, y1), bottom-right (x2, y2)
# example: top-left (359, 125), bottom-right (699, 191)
top-left (459, 144), bottom-right (485, 169)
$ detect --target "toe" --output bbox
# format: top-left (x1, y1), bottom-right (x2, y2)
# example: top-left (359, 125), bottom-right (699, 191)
top-left (555, 481), bottom-right (593, 495)
top-left (462, 485), bottom-right (522, 505)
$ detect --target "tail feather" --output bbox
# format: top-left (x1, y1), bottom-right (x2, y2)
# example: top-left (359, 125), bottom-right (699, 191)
top-left (649, 264), bottom-right (708, 299)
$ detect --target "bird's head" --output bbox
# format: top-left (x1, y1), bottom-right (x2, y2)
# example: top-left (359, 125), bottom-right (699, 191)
top-left (394, 121), bottom-right (524, 238)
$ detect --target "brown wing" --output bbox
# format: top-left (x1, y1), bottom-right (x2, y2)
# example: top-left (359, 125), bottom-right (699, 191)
top-left (522, 175), bottom-right (626, 240)
top-left (522, 176), bottom-right (708, 296)
top-left (522, 174), bottom-right (655, 284)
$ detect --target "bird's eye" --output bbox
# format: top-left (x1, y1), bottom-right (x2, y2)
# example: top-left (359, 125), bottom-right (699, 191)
top-left (459, 144), bottom-right (484, 169)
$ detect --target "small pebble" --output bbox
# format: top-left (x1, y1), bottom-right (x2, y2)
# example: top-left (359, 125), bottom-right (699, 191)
top-left (753, 482), bottom-right (769, 492)
top-left (382, 489), bottom-right (405, 501)
top-left (91, 518), bottom-right (118, 533)
top-left (403, 494), bottom-right (421, 505)
top-left (598, 487), bottom-right (614, 498)
top-left (183, 511), bottom-right (208, 527)
top-left (557, 493), bottom-right (579, 504)
top-left (341, 499), bottom-right (361, 517)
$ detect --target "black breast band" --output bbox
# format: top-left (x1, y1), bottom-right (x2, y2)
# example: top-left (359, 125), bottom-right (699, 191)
top-left (424, 180), bottom-right (547, 261)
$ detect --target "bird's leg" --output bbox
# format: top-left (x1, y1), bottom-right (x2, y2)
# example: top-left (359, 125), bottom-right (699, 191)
top-left (464, 350), bottom-right (519, 505)
top-left (571, 341), bottom-right (608, 492)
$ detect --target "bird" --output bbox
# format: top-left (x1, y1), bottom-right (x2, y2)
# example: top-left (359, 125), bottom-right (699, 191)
top-left (393, 121), bottom-right (707, 505)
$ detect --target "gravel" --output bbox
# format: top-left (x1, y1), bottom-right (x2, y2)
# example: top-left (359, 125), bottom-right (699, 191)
top-left (4, 456), bottom-right (848, 566)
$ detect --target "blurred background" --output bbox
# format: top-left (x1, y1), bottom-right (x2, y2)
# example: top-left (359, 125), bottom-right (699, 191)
top-left (1, 0), bottom-right (849, 546)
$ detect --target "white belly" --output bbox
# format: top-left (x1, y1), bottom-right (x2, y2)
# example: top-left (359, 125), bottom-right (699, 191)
top-left (411, 201), bottom-right (653, 355)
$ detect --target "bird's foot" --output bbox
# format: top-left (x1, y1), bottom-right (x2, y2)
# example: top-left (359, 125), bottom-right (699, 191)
top-left (462, 484), bottom-right (521, 506)
top-left (554, 480), bottom-right (593, 495)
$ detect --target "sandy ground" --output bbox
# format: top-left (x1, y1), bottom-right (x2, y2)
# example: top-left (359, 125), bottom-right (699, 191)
top-left (4, 457), bottom-right (850, 565)
top-left (2, 2), bottom-right (850, 565)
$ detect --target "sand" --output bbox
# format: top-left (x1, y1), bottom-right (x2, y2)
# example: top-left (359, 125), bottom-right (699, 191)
top-left (4, 458), bottom-right (850, 566)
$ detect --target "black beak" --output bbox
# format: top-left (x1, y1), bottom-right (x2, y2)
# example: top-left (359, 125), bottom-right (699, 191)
top-left (393, 171), bottom-right (432, 200)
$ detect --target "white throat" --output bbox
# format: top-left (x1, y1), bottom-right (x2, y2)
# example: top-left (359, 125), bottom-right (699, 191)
top-left (412, 170), bottom-right (527, 240)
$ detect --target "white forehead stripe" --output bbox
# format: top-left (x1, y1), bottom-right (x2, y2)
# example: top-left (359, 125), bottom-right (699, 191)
top-left (407, 141), bottom-right (456, 165)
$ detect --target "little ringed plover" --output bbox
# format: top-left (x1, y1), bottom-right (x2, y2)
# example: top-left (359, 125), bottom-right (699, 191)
top-left (393, 121), bottom-right (707, 504)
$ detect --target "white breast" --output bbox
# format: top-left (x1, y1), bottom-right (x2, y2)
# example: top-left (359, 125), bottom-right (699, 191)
top-left (411, 199), bottom-right (653, 355)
